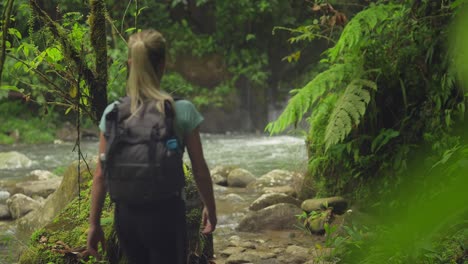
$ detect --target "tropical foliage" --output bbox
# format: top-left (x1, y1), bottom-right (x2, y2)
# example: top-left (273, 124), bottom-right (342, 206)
top-left (269, 0), bottom-right (468, 262)
top-left (268, 0), bottom-right (467, 200)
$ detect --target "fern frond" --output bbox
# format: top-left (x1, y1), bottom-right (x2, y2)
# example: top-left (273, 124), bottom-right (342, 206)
top-left (324, 79), bottom-right (377, 149)
top-left (307, 93), bottom-right (338, 144)
top-left (266, 63), bottom-right (356, 134)
top-left (328, 4), bottom-right (402, 62)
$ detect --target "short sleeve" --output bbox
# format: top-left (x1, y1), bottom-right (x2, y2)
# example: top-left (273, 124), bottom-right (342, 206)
top-left (174, 100), bottom-right (204, 136)
top-left (98, 102), bottom-right (119, 132)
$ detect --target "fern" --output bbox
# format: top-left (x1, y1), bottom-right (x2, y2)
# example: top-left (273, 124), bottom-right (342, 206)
top-left (324, 79), bottom-right (377, 149)
top-left (265, 63), bottom-right (356, 134)
top-left (328, 4), bottom-right (401, 62)
top-left (307, 93), bottom-right (338, 144)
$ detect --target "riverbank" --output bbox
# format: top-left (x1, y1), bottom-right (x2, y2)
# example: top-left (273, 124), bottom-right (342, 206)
top-left (1, 135), bottom-right (312, 263)
top-left (2, 171), bottom-right (339, 264)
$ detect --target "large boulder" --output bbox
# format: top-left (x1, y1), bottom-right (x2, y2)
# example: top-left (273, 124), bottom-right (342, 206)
top-left (301, 196), bottom-right (348, 215)
top-left (248, 169), bottom-right (302, 190)
top-left (15, 177), bottom-right (63, 198)
top-left (0, 151), bottom-right (33, 170)
top-left (248, 193), bottom-right (301, 211)
top-left (227, 168), bottom-right (256, 188)
top-left (237, 203), bottom-right (302, 232)
top-left (6, 193), bottom-right (42, 219)
top-left (210, 165), bottom-right (237, 186)
top-left (0, 204), bottom-right (11, 219)
top-left (16, 160), bottom-right (94, 239)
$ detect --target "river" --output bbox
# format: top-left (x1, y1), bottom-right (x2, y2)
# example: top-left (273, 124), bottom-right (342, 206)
top-left (0, 134), bottom-right (307, 180)
top-left (0, 134), bottom-right (308, 262)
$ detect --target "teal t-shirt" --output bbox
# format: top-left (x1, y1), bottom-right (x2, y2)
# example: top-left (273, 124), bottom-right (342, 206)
top-left (98, 99), bottom-right (204, 142)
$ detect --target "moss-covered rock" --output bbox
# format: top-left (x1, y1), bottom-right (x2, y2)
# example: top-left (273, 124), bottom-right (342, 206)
top-left (16, 160), bottom-right (96, 240)
top-left (18, 163), bottom-right (212, 264)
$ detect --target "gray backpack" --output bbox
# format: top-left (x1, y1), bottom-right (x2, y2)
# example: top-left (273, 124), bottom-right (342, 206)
top-left (103, 97), bottom-right (185, 204)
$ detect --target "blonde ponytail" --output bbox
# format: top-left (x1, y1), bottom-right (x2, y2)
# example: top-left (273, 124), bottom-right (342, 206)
top-left (126, 30), bottom-right (173, 115)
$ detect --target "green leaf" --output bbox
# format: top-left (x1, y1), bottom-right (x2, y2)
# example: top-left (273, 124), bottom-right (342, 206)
top-left (246, 34), bottom-right (256, 41)
top-left (46, 47), bottom-right (64, 62)
top-left (8, 28), bottom-right (22, 39)
top-left (371, 129), bottom-right (400, 153)
top-left (125, 27), bottom-right (137, 33)
top-left (0, 85), bottom-right (22, 92)
top-left (65, 106), bottom-right (73, 115)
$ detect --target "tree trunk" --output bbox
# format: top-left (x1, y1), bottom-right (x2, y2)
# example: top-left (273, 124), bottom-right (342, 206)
top-left (89, 0), bottom-right (108, 123)
top-left (0, 0), bottom-right (15, 87)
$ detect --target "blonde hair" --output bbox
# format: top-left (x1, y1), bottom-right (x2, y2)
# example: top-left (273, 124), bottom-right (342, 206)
top-left (126, 29), bottom-right (173, 115)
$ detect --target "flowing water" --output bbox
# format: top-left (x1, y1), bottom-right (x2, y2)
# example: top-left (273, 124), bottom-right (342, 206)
top-left (0, 134), bottom-right (308, 262)
top-left (0, 134), bottom-right (307, 180)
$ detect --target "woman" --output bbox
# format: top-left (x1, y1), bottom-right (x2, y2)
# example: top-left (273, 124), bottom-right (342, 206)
top-left (87, 29), bottom-right (217, 264)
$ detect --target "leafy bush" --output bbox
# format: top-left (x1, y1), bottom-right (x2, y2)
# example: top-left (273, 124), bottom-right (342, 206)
top-left (0, 101), bottom-right (57, 144)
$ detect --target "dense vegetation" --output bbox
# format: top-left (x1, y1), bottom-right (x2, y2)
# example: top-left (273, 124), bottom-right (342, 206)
top-left (267, 0), bottom-right (468, 262)
top-left (1, 0), bottom-right (466, 263)
top-left (0, 0), bottom-right (318, 141)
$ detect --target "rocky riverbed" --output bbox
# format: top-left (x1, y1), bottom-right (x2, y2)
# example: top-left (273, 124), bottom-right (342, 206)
top-left (0, 148), bottom-right (349, 264)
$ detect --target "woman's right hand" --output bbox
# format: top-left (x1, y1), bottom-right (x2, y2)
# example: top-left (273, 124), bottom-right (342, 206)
top-left (87, 225), bottom-right (106, 259)
top-left (201, 206), bottom-right (217, 235)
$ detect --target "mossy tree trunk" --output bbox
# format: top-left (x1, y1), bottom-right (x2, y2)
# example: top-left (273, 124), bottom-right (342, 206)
top-left (89, 0), bottom-right (108, 123)
top-left (0, 0), bottom-right (15, 87)
top-left (29, 0), bottom-right (108, 123)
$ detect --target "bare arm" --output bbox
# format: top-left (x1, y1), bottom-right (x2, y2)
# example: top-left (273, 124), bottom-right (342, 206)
top-left (89, 133), bottom-right (107, 226)
top-left (87, 133), bottom-right (107, 256)
top-left (185, 127), bottom-right (217, 233)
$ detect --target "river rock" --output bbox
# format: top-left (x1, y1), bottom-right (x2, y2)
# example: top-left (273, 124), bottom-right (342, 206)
top-left (247, 169), bottom-right (300, 190)
top-left (16, 159), bottom-right (96, 239)
top-left (227, 168), bottom-right (256, 188)
top-left (222, 193), bottom-right (245, 203)
top-left (26, 170), bottom-right (57, 181)
top-left (15, 177), bottom-right (62, 198)
top-left (277, 245), bottom-right (311, 264)
top-left (220, 246), bottom-right (246, 258)
top-left (248, 193), bottom-right (301, 211)
top-left (237, 203), bottom-right (302, 232)
top-left (226, 252), bottom-right (260, 264)
top-left (6, 193), bottom-right (41, 219)
top-left (301, 196), bottom-right (348, 215)
top-left (0, 204), bottom-right (11, 219)
top-left (0, 190), bottom-right (10, 203)
top-left (0, 151), bottom-right (33, 170)
top-left (211, 165), bottom-right (237, 186)
top-left (262, 185), bottom-right (297, 197)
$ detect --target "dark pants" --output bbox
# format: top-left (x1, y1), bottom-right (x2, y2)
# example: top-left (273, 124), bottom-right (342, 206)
top-left (114, 196), bottom-right (187, 264)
